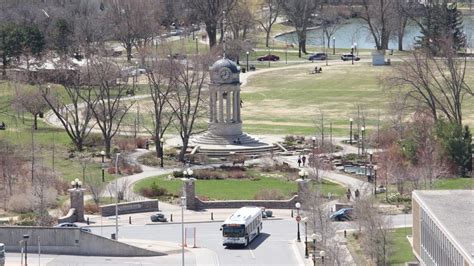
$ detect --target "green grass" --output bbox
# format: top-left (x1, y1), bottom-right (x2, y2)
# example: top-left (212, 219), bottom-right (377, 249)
top-left (388, 227), bottom-right (416, 265)
top-left (134, 171), bottom-right (345, 200)
top-left (432, 177), bottom-right (472, 190)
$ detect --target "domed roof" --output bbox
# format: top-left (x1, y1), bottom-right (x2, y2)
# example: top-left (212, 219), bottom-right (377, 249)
top-left (210, 58), bottom-right (240, 74)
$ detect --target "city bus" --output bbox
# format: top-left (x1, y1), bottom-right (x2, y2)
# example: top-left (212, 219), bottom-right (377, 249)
top-left (221, 207), bottom-right (263, 247)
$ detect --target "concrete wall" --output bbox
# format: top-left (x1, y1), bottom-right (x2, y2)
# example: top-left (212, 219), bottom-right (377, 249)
top-left (100, 199), bottom-right (159, 217)
top-left (0, 226), bottom-right (163, 257)
top-left (57, 208), bottom-right (77, 223)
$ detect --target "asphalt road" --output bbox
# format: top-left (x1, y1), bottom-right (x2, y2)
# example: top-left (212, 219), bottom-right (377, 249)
top-left (91, 219), bottom-right (302, 266)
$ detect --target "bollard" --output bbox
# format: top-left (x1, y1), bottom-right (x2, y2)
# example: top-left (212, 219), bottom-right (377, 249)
top-left (344, 230), bottom-right (347, 238)
top-left (86, 217), bottom-right (90, 225)
top-left (129, 216), bottom-right (132, 224)
top-left (170, 214), bottom-right (173, 222)
top-left (111, 233), bottom-right (116, 240)
top-left (291, 209), bottom-right (294, 218)
top-left (211, 212), bottom-right (214, 220)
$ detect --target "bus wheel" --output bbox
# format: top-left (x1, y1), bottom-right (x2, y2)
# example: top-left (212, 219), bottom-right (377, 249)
top-left (257, 227), bottom-right (260, 235)
top-left (245, 237), bottom-right (249, 247)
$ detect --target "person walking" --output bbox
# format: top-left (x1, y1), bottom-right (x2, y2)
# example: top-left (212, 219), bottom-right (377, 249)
top-left (355, 189), bottom-right (360, 199)
top-left (346, 188), bottom-right (352, 201)
top-left (302, 155), bottom-right (306, 166)
top-left (297, 156), bottom-right (302, 167)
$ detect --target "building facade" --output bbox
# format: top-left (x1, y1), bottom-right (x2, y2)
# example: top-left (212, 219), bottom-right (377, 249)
top-left (412, 190), bottom-right (474, 266)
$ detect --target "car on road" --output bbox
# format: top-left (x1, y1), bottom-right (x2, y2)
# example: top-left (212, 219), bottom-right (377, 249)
top-left (330, 208), bottom-right (353, 221)
top-left (257, 54), bottom-right (280, 61)
top-left (308, 53), bottom-right (327, 61)
top-left (150, 213), bottom-right (168, 222)
top-left (341, 53), bottom-right (360, 61)
top-left (55, 223), bottom-right (91, 232)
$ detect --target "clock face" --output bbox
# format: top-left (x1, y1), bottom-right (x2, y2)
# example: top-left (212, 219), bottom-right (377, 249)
top-left (219, 68), bottom-right (232, 81)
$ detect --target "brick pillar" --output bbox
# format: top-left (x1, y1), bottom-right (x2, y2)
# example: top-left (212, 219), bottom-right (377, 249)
top-left (297, 179), bottom-right (310, 204)
top-left (69, 188), bottom-right (85, 222)
top-left (183, 178), bottom-right (197, 210)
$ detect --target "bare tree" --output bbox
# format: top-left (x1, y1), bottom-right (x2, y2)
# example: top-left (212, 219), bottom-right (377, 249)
top-left (354, 196), bottom-right (391, 265)
top-left (187, 0), bottom-right (236, 48)
top-left (255, 0), bottom-right (282, 48)
top-left (87, 175), bottom-right (105, 208)
top-left (387, 48), bottom-right (472, 126)
top-left (167, 55), bottom-right (210, 162)
top-left (31, 165), bottom-right (57, 226)
top-left (357, 0), bottom-right (397, 50)
top-left (85, 59), bottom-right (134, 157)
top-left (320, 6), bottom-right (346, 48)
top-left (227, 0), bottom-right (254, 41)
top-left (0, 140), bottom-right (26, 209)
top-left (12, 88), bottom-right (49, 130)
top-left (282, 0), bottom-right (321, 57)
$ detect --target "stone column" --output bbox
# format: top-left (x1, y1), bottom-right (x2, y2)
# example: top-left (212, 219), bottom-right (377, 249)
top-left (218, 91), bottom-right (224, 123)
top-left (209, 89), bottom-right (214, 122)
top-left (236, 91), bottom-right (241, 122)
top-left (183, 178), bottom-right (197, 210)
top-left (69, 188), bottom-right (86, 222)
top-left (226, 91), bottom-right (231, 122)
top-left (213, 91), bottom-right (218, 122)
top-left (233, 91), bottom-right (238, 122)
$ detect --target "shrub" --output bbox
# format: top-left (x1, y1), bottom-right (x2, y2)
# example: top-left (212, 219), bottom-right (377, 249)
top-left (135, 137), bottom-right (147, 149)
top-left (53, 179), bottom-right (70, 195)
top-left (387, 192), bottom-right (401, 203)
top-left (7, 194), bottom-right (34, 213)
top-left (115, 137), bottom-right (136, 151)
top-left (139, 182), bottom-right (168, 198)
top-left (173, 170), bottom-right (184, 178)
top-left (15, 213), bottom-right (37, 226)
top-left (138, 152), bottom-right (161, 166)
top-left (84, 202), bottom-right (99, 214)
top-left (254, 189), bottom-right (286, 200)
top-left (227, 170), bottom-right (247, 179)
top-left (83, 133), bottom-right (103, 147)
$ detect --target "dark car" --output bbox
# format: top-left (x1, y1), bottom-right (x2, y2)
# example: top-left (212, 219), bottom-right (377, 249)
top-left (257, 54), bottom-right (280, 61)
top-left (330, 208), bottom-right (353, 221)
top-left (55, 222), bottom-right (91, 233)
top-left (150, 213), bottom-right (168, 222)
top-left (308, 53), bottom-right (327, 61)
top-left (341, 53), bottom-right (360, 61)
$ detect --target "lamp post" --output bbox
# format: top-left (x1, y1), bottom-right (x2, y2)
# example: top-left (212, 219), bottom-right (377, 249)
top-left (311, 233), bottom-right (317, 266)
top-left (349, 118), bottom-right (353, 145)
top-left (361, 127), bottom-right (365, 156)
top-left (115, 153), bottom-right (120, 240)
top-left (100, 150), bottom-right (106, 182)
top-left (23, 234), bottom-right (29, 266)
top-left (332, 37), bottom-right (335, 55)
top-left (160, 138), bottom-right (164, 168)
top-left (246, 51), bottom-right (249, 71)
top-left (354, 42), bottom-right (358, 56)
top-left (351, 45), bottom-right (354, 65)
top-left (320, 250), bottom-right (326, 265)
top-left (311, 136), bottom-right (316, 167)
top-left (183, 168), bottom-right (193, 179)
top-left (70, 178), bottom-right (82, 189)
top-left (302, 217), bottom-right (309, 258)
top-left (180, 196), bottom-right (186, 266)
top-left (299, 169), bottom-right (308, 180)
top-left (295, 202), bottom-right (301, 242)
top-left (368, 151), bottom-right (375, 194)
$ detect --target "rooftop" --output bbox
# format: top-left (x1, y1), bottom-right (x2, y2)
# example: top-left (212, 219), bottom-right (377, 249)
top-left (413, 190), bottom-right (474, 263)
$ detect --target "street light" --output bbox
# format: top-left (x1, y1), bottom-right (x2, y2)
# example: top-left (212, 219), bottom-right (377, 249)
top-left (351, 45), bottom-right (354, 65)
top-left (246, 51), bottom-right (249, 72)
top-left (183, 168), bottom-right (193, 178)
top-left (320, 250), bottom-right (326, 264)
top-left (369, 150), bottom-right (375, 194)
top-left (361, 127), bottom-right (365, 156)
top-left (295, 202), bottom-right (301, 242)
top-left (298, 169), bottom-right (308, 180)
top-left (332, 37), bottom-right (336, 55)
top-left (70, 178), bottom-right (82, 189)
top-left (311, 233), bottom-right (317, 266)
top-left (100, 150), bottom-right (106, 182)
top-left (23, 234), bottom-right (29, 266)
top-left (302, 216), bottom-right (309, 258)
top-left (160, 138), bottom-right (164, 168)
top-left (349, 118), bottom-right (353, 145)
top-left (181, 196), bottom-right (186, 266)
top-left (354, 42), bottom-right (358, 56)
top-left (114, 153), bottom-right (120, 240)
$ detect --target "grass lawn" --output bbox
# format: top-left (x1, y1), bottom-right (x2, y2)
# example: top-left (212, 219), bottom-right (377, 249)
top-left (134, 172), bottom-right (345, 200)
top-left (388, 227), bottom-right (416, 265)
top-left (432, 177), bottom-right (473, 190)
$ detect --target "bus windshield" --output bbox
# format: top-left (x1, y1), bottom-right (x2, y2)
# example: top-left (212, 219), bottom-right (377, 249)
top-left (223, 225), bottom-right (245, 237)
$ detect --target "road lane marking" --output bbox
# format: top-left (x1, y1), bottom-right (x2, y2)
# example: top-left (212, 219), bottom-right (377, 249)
top-left (248, 246), bottom-right (256, 259)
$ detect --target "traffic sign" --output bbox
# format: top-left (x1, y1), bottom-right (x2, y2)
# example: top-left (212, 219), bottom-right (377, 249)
top-left (296, 215), bottom-right (301, 222)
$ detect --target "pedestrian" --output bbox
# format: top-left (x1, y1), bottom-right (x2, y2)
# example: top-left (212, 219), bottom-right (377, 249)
top-left (355, 189), bottom-right (360, 199)
top-left (297, 156), bottom-right (302, 167)
top-left (302, 155), bottom-right (306, 166)
top-left (145, 139), bottom-right (149, 150)
top-left (346, 188), bottom-right (351, 201)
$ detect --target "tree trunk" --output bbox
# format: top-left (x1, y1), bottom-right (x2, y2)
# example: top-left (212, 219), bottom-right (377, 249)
top-left (105, 138), bottom-right (112, 158)
top-left (126, 42), bottom-right (132, 63)
top-left (33, 114), bottom-right (38, 130)
top-left (265, 30), bottom-right (270, 48)
top-left (301, 31), bottom-right (307, 54)
top-left (398, 34), bottom-right (404, 51)
top-left (206, 23), bottom-right (217, 48)
top-left (2, 54), bottom-right (7, 77)
top-left (179, 137), bottom-right (189, 162)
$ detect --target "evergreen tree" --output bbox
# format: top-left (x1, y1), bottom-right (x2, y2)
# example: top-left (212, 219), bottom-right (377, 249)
top-left (436, 121), bottom-right (472, 177)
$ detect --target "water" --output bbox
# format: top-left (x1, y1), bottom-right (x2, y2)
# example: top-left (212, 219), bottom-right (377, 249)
top-left (276, 16), bottom-right (474, 50)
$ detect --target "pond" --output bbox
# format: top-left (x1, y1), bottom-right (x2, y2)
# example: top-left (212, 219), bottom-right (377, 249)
top-left (276, 15), bottom-right (474, 50)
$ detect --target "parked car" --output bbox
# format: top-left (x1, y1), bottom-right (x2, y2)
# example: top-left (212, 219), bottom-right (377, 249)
top-left (260, 208), bottom-right (273, 218)
top-left (257, 54), bottom-right (280, 61)
top-left (55, 223), bottom-right (91, 233)
top-left (308, 53), bottom-right (327, 61)
top-left (330, 208), bottom-right (353, 221)
top-left (341, 53), bottom-right (360, 61)
top-left (150, 213), bottom-right (168, 222)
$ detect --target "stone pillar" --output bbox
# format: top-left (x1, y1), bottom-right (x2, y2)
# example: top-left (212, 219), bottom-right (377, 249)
top-left (183, 178), bottom-right (197, 210)
top-left (69, 188), bottom-right (86, 222)
top-left (213, 91), bottom-right (218, 122)
top-left (209, 89), bottom-right (214, 122)
top-left (236, 91), bottom-right (241, 122)
top-left (296, 179), bottom-right (310, 204)
top-left (226, 91), bottom-right (231, 122)
top-left (233, 91), bottom-right (238, 121)
top-left (218, 91), bottom-right (224, 123)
